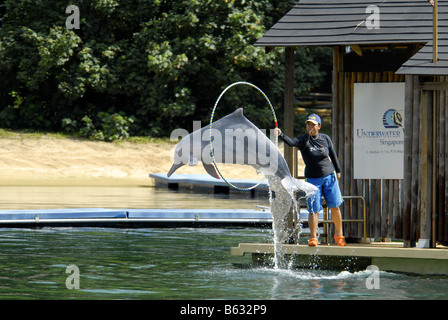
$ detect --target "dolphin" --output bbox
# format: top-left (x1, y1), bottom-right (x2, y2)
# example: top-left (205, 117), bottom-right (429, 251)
top-left (167, 108), bottom-right (317, 194)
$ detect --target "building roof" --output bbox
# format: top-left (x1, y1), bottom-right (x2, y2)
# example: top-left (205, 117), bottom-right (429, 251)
top-left (396, 40), bottom-right (448, 74)
top-left (256, 0), bottom-right (448, 75)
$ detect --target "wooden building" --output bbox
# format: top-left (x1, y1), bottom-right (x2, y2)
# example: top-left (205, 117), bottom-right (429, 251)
top-left (255, 0), bottom-right (448, 247)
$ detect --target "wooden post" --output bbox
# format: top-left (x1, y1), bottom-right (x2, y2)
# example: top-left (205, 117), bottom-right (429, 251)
top-left (431, 89), bottom-right (437, 247)
top-left (445, 86), bottom-right (448, 244)
top-left (284, 46), bottom-right (296, 243)
top-left (411, 76), bottom-right (422, 247)
top-left (332, 46), bottom-right (341, 154)
top-left (284, 47), bottom-right (296, 173)
top-left (418, 91), bottom-right (433, 247)
top-left (438, 82), bottom-right (447, 245)
top-left (403, 75), bottom-right (415, 246)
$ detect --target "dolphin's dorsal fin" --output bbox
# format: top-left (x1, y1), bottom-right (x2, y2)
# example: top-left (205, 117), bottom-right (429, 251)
top-left (234, 108), bottom-right (244, 116)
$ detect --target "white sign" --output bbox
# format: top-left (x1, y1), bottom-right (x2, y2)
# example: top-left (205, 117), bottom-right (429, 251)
top-left (354, 83), bottom-right (405, 179)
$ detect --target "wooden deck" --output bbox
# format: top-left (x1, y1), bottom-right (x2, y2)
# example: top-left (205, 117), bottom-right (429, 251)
top-left (231, 242), bottom-right (448, 275)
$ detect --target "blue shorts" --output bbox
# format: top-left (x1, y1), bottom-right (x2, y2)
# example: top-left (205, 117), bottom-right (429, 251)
top-left (306, 172), bottom-right (343, 213)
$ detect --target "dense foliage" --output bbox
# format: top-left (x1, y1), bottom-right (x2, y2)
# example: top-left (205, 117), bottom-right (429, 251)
top-left (0, 0), bottom-right (331, 140)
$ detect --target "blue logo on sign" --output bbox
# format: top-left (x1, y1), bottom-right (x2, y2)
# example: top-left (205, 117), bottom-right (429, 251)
top-left (382, 109), bottom-right (403, 129)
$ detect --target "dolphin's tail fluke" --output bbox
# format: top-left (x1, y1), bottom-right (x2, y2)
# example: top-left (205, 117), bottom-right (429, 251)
top-left (168, 161), bottom-right (220, 180)
top-left (203, 162), bottom-right (220, 180)
top-left (281, 177), bottom-right (318, 195)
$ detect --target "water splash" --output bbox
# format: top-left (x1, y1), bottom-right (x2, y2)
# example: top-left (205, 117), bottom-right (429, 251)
top-left (265, 176), bottom-right (317, 269)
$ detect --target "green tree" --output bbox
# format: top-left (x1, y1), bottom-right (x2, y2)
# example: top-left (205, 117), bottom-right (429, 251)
top-left (0, 0), bottom-right (331, 139)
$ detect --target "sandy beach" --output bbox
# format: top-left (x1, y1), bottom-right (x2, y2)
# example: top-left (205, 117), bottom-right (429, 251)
top-left (0, 132), bottom-right (304, 186)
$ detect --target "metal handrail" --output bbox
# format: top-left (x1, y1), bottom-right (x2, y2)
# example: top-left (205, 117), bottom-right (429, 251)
top-left (297, 195), bottom-right (367, 244)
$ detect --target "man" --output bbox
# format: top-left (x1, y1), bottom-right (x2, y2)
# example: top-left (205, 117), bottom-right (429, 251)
top-left (274, 114), bottom-right (346, 247)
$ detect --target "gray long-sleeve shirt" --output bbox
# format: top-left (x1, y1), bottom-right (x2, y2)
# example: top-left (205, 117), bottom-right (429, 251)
top-left (279, 132), bottom-right (341, 178)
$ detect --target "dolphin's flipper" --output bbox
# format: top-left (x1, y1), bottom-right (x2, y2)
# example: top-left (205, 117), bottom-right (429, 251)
top-left (203, 162), bottom-right (220, 179)
top-left (167, 163), bottom-right (181, 177)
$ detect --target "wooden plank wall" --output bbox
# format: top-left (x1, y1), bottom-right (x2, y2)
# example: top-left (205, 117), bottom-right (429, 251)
top-left (432, 77), bottom-right (448, 245)
top-left (332, 62), bottom-right (448, 244)
top-left (332, 47), bottom-right (406, 240)
top-left (403, 76), bottom-right (448, 246)
top-left (402, 75), bottom-right (421, 246)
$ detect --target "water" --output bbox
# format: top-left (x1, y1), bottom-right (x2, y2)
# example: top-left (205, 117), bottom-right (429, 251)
top-left (0, 185), bottom-right (267, 210)
top-left (266, 175), bottom-right (317, 269)
top-left (0, 186), bottom-right (447, 300)
top-left (0, 227), bottom-right (447, 300)
top-left (266, 175), bottom-right (294, 269)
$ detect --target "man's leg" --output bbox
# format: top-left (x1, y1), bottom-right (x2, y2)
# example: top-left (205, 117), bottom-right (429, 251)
top-left (308, 212), bottom-right (319, 239)
top-left (323, 172), bottom-right (345, 245)
top-left (331, 206), bottom-right (346, 246)
top-left (306, 178), bottom-right (322, 244)
top-left (330, 207), bottom-right (343, 237)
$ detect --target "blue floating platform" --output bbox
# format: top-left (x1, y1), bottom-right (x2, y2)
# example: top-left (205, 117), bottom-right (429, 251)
top-left (0, 207), bottom-right (322, 228)
top-left (149, 173), bottom-right (270, 195)
top-left (0, 208), bottom-right (274, 228)
top-left (127, 208), bottom-right (272, 224)
top-left (0, 208), bottom-right (127, 221)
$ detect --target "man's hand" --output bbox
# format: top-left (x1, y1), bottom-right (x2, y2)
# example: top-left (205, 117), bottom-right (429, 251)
top-left (274, 128), bottom-right (282, 136)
